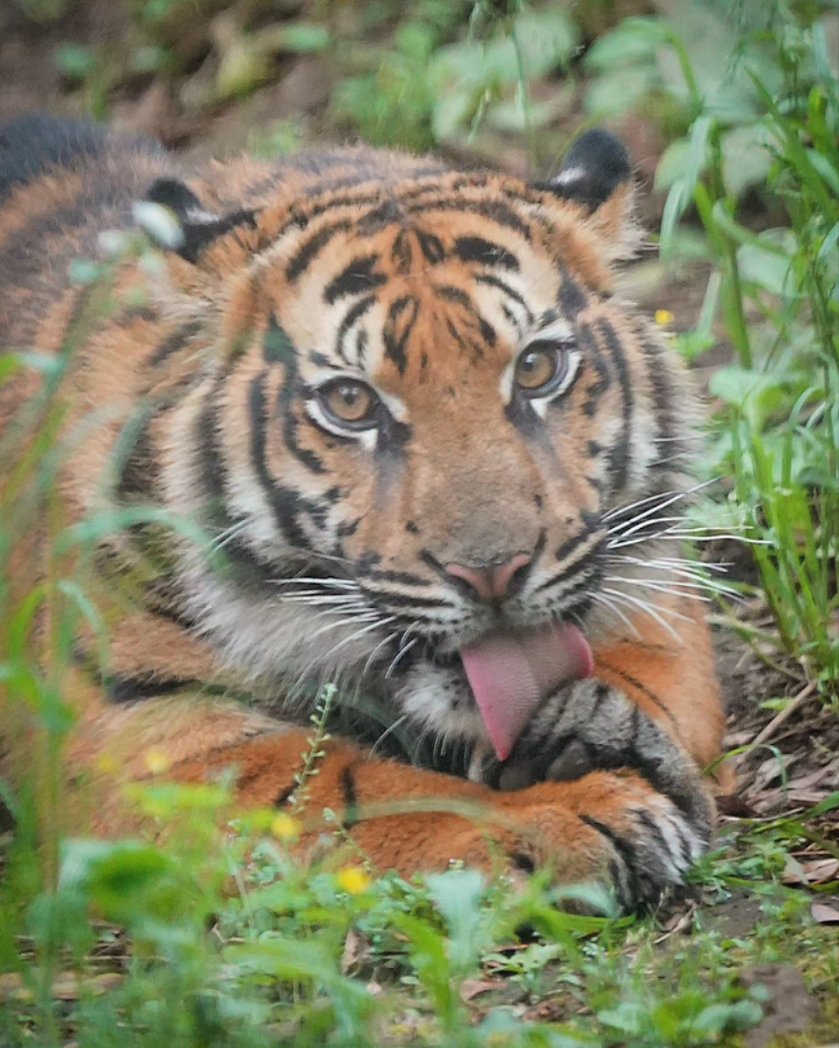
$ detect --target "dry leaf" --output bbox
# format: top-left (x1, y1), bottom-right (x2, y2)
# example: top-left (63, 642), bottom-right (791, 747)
top-left (801, 858), bottom-right (839, 884)
top-left (810, 902), bottom-right (839, 924)
top-left (340, 928), bottom-right (370, 975)
top-left (460, 979), bottom-right (499, 1002)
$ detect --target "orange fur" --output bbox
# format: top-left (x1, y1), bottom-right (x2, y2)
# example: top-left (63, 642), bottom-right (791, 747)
top-left (0, 118), bottom-right (726, 907)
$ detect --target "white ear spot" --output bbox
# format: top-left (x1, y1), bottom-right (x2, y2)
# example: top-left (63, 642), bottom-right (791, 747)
top-left (133, 200), bottom-right (186, 251)
top-left (551, 165), bottom-right (585, 187)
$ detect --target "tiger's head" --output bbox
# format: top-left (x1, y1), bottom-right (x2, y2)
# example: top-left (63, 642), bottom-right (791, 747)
top-left (134, 130), bottom-right (699, 762)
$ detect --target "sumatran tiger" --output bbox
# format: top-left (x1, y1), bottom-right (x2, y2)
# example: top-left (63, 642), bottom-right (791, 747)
top-left (0, 113), bottom-right (727, 911)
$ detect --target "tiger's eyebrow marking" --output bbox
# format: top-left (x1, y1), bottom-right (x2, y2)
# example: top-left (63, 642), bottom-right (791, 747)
top-left (285, 218), bottom-right (354, 281)
top-left (324, 254), bottom-right (387, 304)
top-left (453, 236), bottom-right (519, 271)
top-left (474, 273), bottom-right (534, 325)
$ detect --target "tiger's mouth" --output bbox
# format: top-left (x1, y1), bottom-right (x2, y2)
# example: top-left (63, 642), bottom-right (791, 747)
top-left (457, 622), bottom-right (593, 760)
top-left (415, 621), bottom-right (593, 761)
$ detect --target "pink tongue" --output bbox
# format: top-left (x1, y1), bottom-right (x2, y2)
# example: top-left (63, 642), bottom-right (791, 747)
top-left (460, 623), bottom-right (593, 761)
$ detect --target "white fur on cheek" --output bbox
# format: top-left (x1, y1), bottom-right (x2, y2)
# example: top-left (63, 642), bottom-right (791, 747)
top-left (394, 663), bottom-right (486, 747)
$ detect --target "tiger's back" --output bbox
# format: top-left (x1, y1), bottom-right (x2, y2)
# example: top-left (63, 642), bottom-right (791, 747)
top-left (0, 114), bottom-right (725, 909)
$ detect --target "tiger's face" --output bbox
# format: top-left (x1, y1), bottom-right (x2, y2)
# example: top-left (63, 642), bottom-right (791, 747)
top-left (142, 132), bottom-right (696, 758)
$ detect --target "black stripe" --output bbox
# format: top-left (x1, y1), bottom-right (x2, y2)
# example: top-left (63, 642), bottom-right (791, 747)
top-left (454, 235), bottom-right (519, 271)
top-left (267, 319), bottom-right (326, 476)
top-left (475, 273), bottom-right (534, 324)
top-left (595, 660), bottom-right (677, 727)
top-left (113, 304), bottom-right (158, 327)
top-left (531, 557), bottom-right (601, 598)
top-left (286, 218), bottom-right (353, 281)
top-left (339, 764), bottom-right (360, 828)
top-left (335, 295), bottom-right (376, 363)
top-left (579, 814), bottom-right (642, 908)
top-left (283, 410), bottom-right (326, 476)
top-left (577, 321), bottom-right (611, 418)
top-left (273, 784), bottom-right (296, 808)
top-left (324, 254), bottom-right (386, 304)
top-left (106, 674), bottom-right (195, 704)
top-left (554, 511), bottom-right (600, 563)
top-left (249, 372), bottom-right (312, 551)
top-left (391, 229), bottom-right (413, 272)
top-left (382, 296), bottom-right (419, 375)
top-left (598, 318), bottom-right (633, 493)
top-left (195, 379), bottom-right (230, 519)
top-left (638, 324), bottom-right (681, 468)
top-left (445, 318), bottom-right (468, 351)
top-left (359, 589), bottom-right (454, 611)
top-left (149, 319), bottom-right (203, 367)
top-left (558, 271), bottom-right (588, 318)
top-left (408, 197), bottom-right (530, 238)
top-left (192, 377), bottom-right (285, 592)
top-left (435, 285), bottom-right (472, 308)
top-left (178, 207), bottom-right (256, 265)
top-left (417, 230), bottom-right (446, 263)
top-left (358, 198), bottom-right (404, 233)
top-left (635, 808), bottom-right (681, 868)
top-left (361, 565), bottom-right (430, 587)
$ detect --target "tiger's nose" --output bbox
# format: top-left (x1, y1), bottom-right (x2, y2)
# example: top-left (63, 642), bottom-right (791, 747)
top-left (444, 553), bottom-right (532, 603)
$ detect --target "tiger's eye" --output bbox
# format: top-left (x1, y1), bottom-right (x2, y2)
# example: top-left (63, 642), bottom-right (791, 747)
top-left (320, 379), bottom-right (377, 426)
top-left (515, 345), bottom-right (563, 393)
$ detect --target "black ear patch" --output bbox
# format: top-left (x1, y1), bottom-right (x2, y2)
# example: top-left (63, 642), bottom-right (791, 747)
top-left (537, 129), bottom-right (631, 211)
top-left (136, 177), bottom-right (257, 264)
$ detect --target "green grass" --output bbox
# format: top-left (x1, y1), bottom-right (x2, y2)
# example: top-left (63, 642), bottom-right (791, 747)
top-left (1, 773), bottom-right (836, 1046)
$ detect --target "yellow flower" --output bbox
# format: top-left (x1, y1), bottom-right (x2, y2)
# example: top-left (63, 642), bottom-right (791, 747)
top-left (655, 309), bottom-right (675, 326)
top-left (270, 812), bottom-right (302, 841)
top-left (96, 754), bottom-right (119, 775)
top-left (336, 866), bottom-right (372, 895)
top-left (143, 748), bottom-right (171, 775)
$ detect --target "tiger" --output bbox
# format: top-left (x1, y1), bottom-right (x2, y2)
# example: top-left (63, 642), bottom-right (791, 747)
top-left (0, 113), bottom-right (727, 911)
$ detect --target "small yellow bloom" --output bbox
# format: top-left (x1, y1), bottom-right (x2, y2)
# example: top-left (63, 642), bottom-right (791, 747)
top-left (96, 754), bottom-right (119, 775)
top-left (655, 309), bottom-right (675, 326)
top-left (143, 748), bottom-right (171, 775)
top-left (270, 812), bottom-right (302, 841)
top-left (336, 866), bottom-right (372, 895)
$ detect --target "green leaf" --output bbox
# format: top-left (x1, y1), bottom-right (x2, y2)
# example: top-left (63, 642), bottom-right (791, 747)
top-left (720, 123), bottom-right (773, 198)
top-left (54, 44), bottom-right (96, 80)
top-left (275, 23), bottom-right (331, 55)
top-left (585, 65), bottom-right (659, 117)
top-left (426, 868), bottom-right (486, 971)
top-left (583, 17), bottom-right (667, 72)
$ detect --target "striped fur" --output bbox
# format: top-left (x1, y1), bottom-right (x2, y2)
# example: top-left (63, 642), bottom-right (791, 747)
top-left (0, 116), bottom-right (726, 909)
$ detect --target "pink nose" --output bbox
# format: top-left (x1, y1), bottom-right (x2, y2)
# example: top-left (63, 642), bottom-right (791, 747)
top-left (444, 553), bottom-right (532, 603)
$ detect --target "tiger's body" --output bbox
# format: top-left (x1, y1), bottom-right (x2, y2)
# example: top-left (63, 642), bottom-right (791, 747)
top-left (0, 115), bottom-right (725, 909)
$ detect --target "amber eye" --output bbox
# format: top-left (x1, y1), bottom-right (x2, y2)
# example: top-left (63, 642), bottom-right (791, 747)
top-left (514, 342), bottom-right (569, 397)
top-left (317, 379), bottom-right (379, 429)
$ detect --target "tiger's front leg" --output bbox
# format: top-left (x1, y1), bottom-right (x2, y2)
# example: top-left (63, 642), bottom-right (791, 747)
top-left (163, 710), bottom-right (713, 912)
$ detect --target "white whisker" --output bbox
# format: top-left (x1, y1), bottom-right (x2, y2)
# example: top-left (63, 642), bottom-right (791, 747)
top-left (320, 616), bottom-right (397, 664)
top-left (599, 587), bottom-right (689, 639)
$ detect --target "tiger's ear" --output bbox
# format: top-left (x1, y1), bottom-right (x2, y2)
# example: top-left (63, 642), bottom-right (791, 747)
top-left (133, 177), bottom-right (257, 264)
top-left (535, 129), bottom-right (639, 256)
top-left (539, 129), bottom-right (631, 211)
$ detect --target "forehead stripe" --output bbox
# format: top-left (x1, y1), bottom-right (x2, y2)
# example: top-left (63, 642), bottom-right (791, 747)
top-left (324, 254), bottom-right (386, 304)
top-left (453, 236), bottom-right (519, 271)
top-left (475, 273), bottom-right (534, 325)
top-left (407, 197), bottom-right (530, 238)
top-left (335, 294), bottom-right (376, 363)
top-left (383, 296), bottom-right (419, 376)
top-left (286, 218), bottom-right (353, 281)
